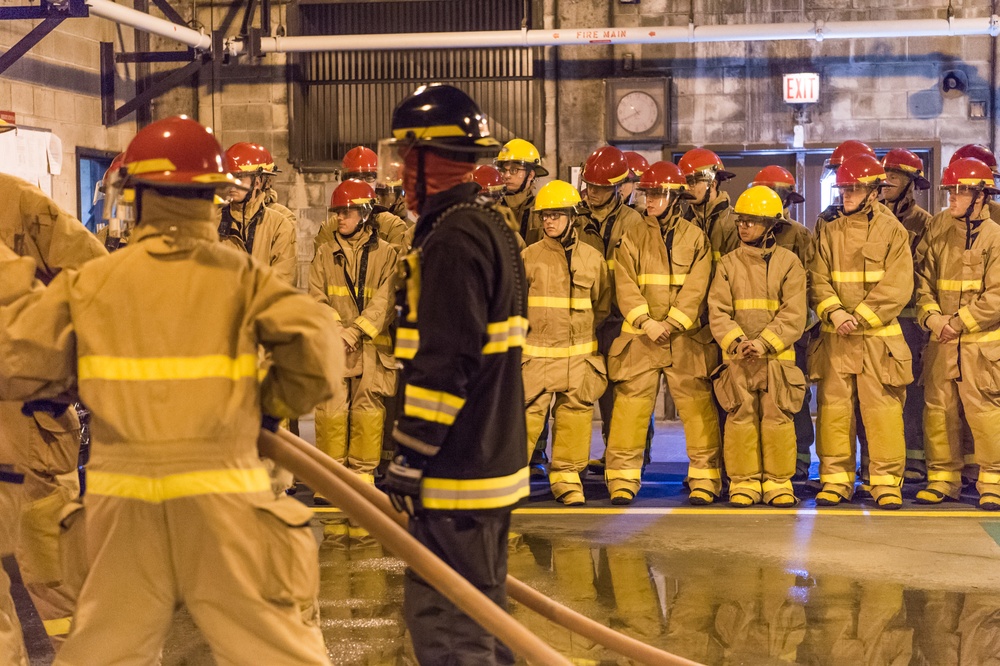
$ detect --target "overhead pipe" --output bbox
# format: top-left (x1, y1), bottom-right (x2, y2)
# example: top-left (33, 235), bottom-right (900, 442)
top-left (222, 15), bottom-right (1000, 55)
top-left (86, 0), bottom-right (212, 51)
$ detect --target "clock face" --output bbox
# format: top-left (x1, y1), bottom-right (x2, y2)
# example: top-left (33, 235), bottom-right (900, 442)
top-left (616, 91), bottom-right (659, 134)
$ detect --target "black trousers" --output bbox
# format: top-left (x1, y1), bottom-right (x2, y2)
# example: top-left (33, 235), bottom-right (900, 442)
top-left (404, 510), bottom-right (515, 665)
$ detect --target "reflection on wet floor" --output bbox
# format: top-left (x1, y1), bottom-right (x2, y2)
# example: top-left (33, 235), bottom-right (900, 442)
top-left (295, 515), bottom-right (1000, 666)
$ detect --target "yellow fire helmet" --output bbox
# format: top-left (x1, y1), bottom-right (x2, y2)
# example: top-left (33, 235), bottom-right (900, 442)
top-left (533, 179), bottom-right (582, 212)
top-left (734, 185), bottom-right (784, 219)
top-left (497, 138), bottom-right (549, 177)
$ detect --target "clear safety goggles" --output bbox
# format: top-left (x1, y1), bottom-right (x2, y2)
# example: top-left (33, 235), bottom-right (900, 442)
top-left (538, 209), bottom-right (573, 222)
top-left (832, 182), bottom-right (878, 195)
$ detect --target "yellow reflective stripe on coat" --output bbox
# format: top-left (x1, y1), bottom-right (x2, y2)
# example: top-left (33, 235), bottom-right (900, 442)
top-left (78, 354), bottom-right (258, 381)
top-left (327, 285), bottom-right (375, 298)
top-left (958, 306), bottom-right (982, 333)
top-left (355, 316), bottom-right (379, 339)
top-left (937, 279), bottom-right (982, 292)
top-left (920, 302), bottom-right (942, 316)
top-left (87, 468), bottom-right (271, 503)
top-left (421, 467), bottom-right (530, 510)
top-left (624, 303), bottom-right (649, 325)
top-left (830, 270), bottom-right (885, 283)
top-left (667, 306), bottom-right (694, 331)
top-left (820, 322), bottom-right (903, 337)
top-left (395, 327), bottom-right (419, 359)
top-left (483, 316), bottom-right (528, 354)
top-left (522, 341), bottom-right (598, 358)
top-left (404, 385), bottom-right (466, 425)
top-left (815, 296), bottom-right (843, 317)
top-left (528, 296), bottom-right (593, 310)
top-left (43, 617), bottom-right (72, 636)
top-left (638, 273), bottom-right (687, 287)
top-left (962, 329), bottom-right (1000, 343)
top-left (734, 299), bottom-right (780, 311)
top-left (854, 302), bottom-right (882, 328)
top-left (759, 328), bottom-right (787, 354)
top-left (720, 326), bottom-right (745, 353)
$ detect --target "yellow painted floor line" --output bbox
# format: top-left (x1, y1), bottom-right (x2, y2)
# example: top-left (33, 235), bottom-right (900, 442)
top-left (311, 506), bottom-right (990, 518)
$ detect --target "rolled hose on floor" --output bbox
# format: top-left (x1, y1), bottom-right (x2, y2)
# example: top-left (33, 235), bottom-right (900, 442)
top-left (262, 427), bottom-right (702, 666)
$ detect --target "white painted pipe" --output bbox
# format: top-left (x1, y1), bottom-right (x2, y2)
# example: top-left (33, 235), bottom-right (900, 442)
top-left (86, 0), bottom-right (212, 51)
top-left (223, 15), bottom-right (1000, 54)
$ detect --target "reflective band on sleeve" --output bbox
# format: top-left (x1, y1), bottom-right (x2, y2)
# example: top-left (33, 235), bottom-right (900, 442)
top-left (869, 474), bottom-right (901, 486)
top-left (687, 467), bottom-right (721, 480)
top-left (355, 316), bottom-right (379, 339)
top-left (958, 307), bottom-right (981, 334)
top-left (621, 320), bottom-right (642, 335)
top-left (624, 303), bottom-right (650, 325)
top-left (720, 327), bottom-right (745, 353)
top-left (667, 306), bottom-right (694, 331)
top-left (938, 279), bottom-right (983, 292)
top-left (605, 469), bottom-right (643, 481)
top-left (638, 273), bottom-right (687, 286)
top-left (854, 302), bottom-right (882, 329)
top-left (830, 270), bottom-right (885, 283)
top-left (759, 328), bottom-right (786, 354)
top-left (734, 299), bottom-right (780, 311)
top-left (421, 467), bottom-right (530, 510)
top-left (819, 472), bottom-right (854, 484)
top-left (482, 316), bottom-right (528, 354)
top-left (404, 385), bottom-right (466, 426)
top-left (78, 354), bottom-right (258, 382)
top-left (395, 327), bottom-right (419, 359)
top-left (528, 296), bottom-right (593, 310)
top-left (815, 296), bottom-right (843, 317)
top-left (43, 617), bottom-right (72, 637)
top-left (87, 468), bottom-right (271, 503)
top-left (522, 341), bottom-right (598, 358)
top-left (920, 303), bottom-right (942, 316)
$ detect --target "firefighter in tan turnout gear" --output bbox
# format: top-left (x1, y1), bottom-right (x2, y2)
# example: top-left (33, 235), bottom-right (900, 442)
top-left (678, 148), bottom-right (740, 261)
top-left (310, 179), bottom-right (398, 492)
top-left (522, 180), bottom-right (610, 505)
top-left (605, 159), bottom-right (722, 506)
top-left (220, 141), bottom-right (298, 285)
top-left (496, 138), bottom-right (549, 246)
top-left (809, 153), bottom-right (913, 509)
top-left (0, 116), bottom-right (343, 664)
top-left (750, 165), bottom-right (817, 480)
top-left (0, 163), bottom-right (106, 657)
top-left (880, 148), bottom-right (933, 481)
top-left (94, 152), bottom-right (137, 252)
top-left (916, 157), bottom-right (1000, 510)
top-left (709, 186), bottom-right (807, 507)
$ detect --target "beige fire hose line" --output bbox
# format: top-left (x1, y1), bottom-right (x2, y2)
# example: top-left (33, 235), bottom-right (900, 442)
top-left (270, 427), bottom-right (702, 666)
top-left (258, 429), bottom-right (573, 666)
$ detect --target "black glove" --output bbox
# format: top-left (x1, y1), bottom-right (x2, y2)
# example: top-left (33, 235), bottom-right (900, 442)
top-left (22, 400), bottom-right (69, 418)
top-left (384, 446), bottom-right (429, 517)
top-left (261, 414), bottom-right (281, 433)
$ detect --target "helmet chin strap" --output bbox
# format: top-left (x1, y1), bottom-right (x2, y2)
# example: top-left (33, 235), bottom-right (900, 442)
top-left (843, 187), bottom-right (874, 216)
top-left (887, 178), bottom-right (912, 216)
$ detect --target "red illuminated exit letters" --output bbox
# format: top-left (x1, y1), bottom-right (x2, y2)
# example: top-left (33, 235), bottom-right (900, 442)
top-left (783, 73), bottom-right (820, 104)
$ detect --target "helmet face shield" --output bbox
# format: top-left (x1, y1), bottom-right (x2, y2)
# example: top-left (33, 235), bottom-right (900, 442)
top-left (376, 139), bottom-right (407, 194)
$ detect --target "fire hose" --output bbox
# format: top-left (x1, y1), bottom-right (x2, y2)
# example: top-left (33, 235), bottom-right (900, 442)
top-left (259, 428), bottom-right (701, 666)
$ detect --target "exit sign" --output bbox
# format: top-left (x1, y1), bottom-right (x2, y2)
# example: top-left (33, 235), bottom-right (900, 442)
top-left (783, 73), bottom-right (820, 104)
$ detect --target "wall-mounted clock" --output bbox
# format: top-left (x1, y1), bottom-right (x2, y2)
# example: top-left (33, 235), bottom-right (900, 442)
top-left (606, 77), bottom-right (671, 144)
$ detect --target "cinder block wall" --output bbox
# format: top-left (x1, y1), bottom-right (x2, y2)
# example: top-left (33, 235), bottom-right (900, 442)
top-left (0, 13), bottom-right (137, 212)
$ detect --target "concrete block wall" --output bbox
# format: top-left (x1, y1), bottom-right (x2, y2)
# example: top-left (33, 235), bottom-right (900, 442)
top-left (548, 0), bottom-right (999, 177)
top-left (0, 13), bottom-right (136, 212)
